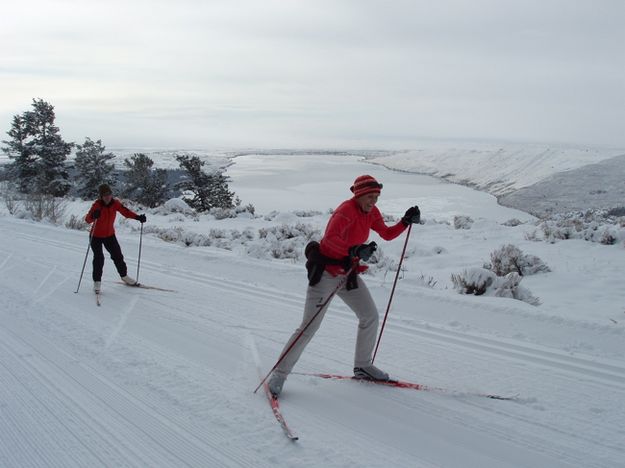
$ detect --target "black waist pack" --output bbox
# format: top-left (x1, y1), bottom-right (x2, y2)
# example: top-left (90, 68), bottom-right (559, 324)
top-left (304, 241), bottom-right (357, 289)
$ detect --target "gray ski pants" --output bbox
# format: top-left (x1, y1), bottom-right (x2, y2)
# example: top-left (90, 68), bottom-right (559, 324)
top-left (274, 271), bottom-right (379, 377)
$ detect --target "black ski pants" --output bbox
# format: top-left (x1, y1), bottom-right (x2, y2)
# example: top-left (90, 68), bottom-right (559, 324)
top-left (91, 235), bottom-right (128, 281)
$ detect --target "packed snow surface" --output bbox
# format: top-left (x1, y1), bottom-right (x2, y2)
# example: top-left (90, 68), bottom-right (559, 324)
top-left (1, 152), bottom-right (624, 467)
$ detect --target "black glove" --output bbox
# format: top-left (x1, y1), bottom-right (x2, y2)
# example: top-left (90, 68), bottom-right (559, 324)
top-left (348, 241), bottom-right (377, 262)
top-left (92, 209), bottom-right (101, 220)
top-left (136, 214), bottom-right (146, 223)
top-left (402, 206), bottom-right (420, 225)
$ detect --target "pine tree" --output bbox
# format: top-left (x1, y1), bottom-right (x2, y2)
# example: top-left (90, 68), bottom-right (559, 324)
top-left (206, 171), bottom-right (236, 210)
top-left (27, 99), bottom-right (73, 196)
top-left (1, 114), bottom-right (37, 192)
top-left (74, 138), bottom-right (116, 199)
top-left (1, 99), bottom-right (72, 196)
top-left (176, 154), bottom-right (235, 211)
top-left (122, 153), bottom-right (168, 207)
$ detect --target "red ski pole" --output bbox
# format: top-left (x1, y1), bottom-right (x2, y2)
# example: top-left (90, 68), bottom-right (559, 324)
top-left (254, 264), bottom-right (355, 394)
top-left (372, 223), bottom-right (412, 364)
top-left (136, 221), bottom-right (144, 283)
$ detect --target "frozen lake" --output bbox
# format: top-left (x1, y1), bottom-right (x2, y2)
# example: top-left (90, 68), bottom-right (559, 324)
top-left (227, 153), bottom-right (533, 222)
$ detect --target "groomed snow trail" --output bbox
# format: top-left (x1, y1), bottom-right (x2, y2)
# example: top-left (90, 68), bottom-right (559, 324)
top-left (1, 218), bottom-right (623, 467)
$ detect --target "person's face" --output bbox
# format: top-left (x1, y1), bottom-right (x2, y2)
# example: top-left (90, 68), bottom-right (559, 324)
top-left (101, 192), bottom-right (113, 203)
top-left (356, 192), bottom-right (379, 213)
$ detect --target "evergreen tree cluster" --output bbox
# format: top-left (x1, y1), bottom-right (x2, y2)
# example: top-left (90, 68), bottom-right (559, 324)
top-left (74, 138), bottom-right (116, 199)
top-left (122, 153), bottom-right (168, 208)
top-left (2, 99), bottom-right (73, 196)
top-left (2, 99), bottom-right (240, 211)
top-left (175, 154), bottom-right (236, 212)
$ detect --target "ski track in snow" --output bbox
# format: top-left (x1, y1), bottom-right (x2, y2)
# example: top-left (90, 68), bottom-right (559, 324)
top-left (1, 218), bottom-right (624, 467)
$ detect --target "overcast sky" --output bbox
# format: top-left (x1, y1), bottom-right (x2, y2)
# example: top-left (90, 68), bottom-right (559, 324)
top-left (1, 0), bottom-right (623, 149)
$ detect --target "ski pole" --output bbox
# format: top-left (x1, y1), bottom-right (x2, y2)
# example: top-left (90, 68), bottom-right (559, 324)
top-left (74, 219), bottom-right (97, 294)
top-left (254, 264), bottom-right (356, 393)
top-left (372, 223), bottom-right (412, 364)
top-left (136, 221), bottom-right (144, 283)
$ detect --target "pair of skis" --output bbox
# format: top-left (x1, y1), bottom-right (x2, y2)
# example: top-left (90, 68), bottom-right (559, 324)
top-left (115, 281), bottom-right (176, 292)
top-left (258, 371), bottom-right (517, 441)
top-left (295, 372), bottom-right (517, 400)
top-left (94, 282), bottom-right (176, 306)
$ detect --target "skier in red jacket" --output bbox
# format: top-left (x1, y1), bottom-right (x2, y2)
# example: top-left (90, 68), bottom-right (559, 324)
top-left (268, 175), bottom-right (420, 397)
top-left (85, 184), bottom-right (147, 293)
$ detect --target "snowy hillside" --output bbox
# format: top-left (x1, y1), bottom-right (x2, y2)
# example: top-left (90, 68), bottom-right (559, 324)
top-left (499, 154), bottom-right (625, 217)
top-left (367, 143), bottom-right (625, 196)
top-left (1, 154), bottom-right (624, 467)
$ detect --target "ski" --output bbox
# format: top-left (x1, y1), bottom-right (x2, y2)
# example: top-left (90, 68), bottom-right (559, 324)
top-left (248, 335), bottom-right (298, 441)
top-left (116, 281), bottom-right (177, 293)
top-left (294, 372), bottom-right (517, 401)
top-left (95, 292), bottom-right (101, 306)
top-left (261, 380), bottom-right (299, 441)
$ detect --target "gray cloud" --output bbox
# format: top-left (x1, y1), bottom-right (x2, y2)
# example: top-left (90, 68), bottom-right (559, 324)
top-left (1, 0), bottom-right (623, 148)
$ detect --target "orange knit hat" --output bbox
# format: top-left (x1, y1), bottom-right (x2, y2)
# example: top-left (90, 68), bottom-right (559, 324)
top-left (350, 175), bottom-right (383, 198)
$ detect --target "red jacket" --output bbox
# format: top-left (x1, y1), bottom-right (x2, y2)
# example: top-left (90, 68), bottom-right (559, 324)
top-left (85, 199), bottom-right (138, 238)
top-left (320, 198), bottom-right (407, 276)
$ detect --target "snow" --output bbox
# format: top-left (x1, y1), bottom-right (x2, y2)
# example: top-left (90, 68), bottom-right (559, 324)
top-left (1, 152), bottom-right (625, 467)
top-left (366, 142), bottom-right (625, 196)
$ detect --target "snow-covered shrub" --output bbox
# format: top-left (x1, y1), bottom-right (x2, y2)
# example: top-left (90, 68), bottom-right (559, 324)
top-left (250, 223), bottom-right (321, 261)
top-left (451, 268), bottom-right (540, 306)
top-left (0, 181), bottom-right (20, 215)
top-left (599, 227), bottom-right (618, 245)
top-left (502, 218), bottom-right (523, 227)
top-left (263, 211), bottom-right (279, 221)
top-left (240, 203), bottom-right (255, 216)
top-left (492, 272), bottom-right (541, 306)
top-left (258, 223), bottom-right (319, 241)
top-left (365, 246), bottom-right (400, 277)
top-left (208, 204), bottom-right (255, 220)
top-left (454, 215), bottom-right (474, 230)
top-left (141, 225), bottom-right (247, 250)
top-left (293, 209), bottom-right (322, 218)
top-left (451, 268), bottom-right (495, 295)
top-left (532, 209), bottom-right (625, 246)
top-left (156, 198), bottom-right (197, 215)
top-left (487, 244), bottom-right (550, 276)
top-left (415, 274), bottom-right (437, 288)
top-left (210, 207), bottom-right (236, 220)
top-left (4, 195), bottom-right (18, 215)
top-left (524, 230), bottom-right (540, 242)
top-left (23, 194), bottom-right (67, 224)
top-left (538, 221), bottom-right (575, 242)
top-left (208, 228), bottom-right (228, 239)
top-left (65, 214), bottom-right (88, 231)
top-left (147, 226), bottom-right (184, 243)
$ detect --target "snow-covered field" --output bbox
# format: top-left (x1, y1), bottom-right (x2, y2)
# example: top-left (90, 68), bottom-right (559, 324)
top-left (2, 153), bottom-right (625, 467)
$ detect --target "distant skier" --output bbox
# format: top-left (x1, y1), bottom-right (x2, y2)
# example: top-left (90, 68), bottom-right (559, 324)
top-left (85, 184), bottom-right (147, 293)
top-left (268, 175), bottom-right (421, 397)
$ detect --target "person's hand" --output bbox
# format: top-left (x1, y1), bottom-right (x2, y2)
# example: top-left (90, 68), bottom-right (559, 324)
top-left (92, 209), bottom-right (101, 220)
top-left (136, 214), bottom-right (147, 223)
top-left (402, 206), bottom-right (420, 225)
top-left (348, 242), bottom-right (377, 262)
